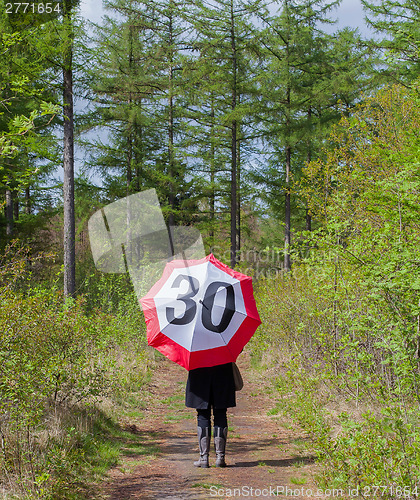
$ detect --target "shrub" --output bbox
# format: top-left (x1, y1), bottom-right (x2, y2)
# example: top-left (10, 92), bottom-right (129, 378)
top-left (0, 242), bottom-right (150, 498)
top-left (251, 84), bottom-right (420, 492)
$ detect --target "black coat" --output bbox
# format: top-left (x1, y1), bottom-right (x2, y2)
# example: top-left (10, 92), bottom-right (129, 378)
top-left (185, 362), bottom-right (236, 409)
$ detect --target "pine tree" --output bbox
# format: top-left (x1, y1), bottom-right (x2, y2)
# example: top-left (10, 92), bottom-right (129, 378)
top-left (254, 0), bottom-right (371, 270)
top-left (362, 0), bottom-right (420, 84)
top-left (86, 0), bottom-right (162, 198)
top-left (0, 5), bottom-right (60, 243)
top-left (87, 0), bottom-right (198, 230)
top-left (187, 0), bottom-right (264, 267)
top-left (15, 0), bottom-right (84, 294)
top-left (62, 0), bottom-right (78, 297)
top-left (254, 0), bottom-right (339, 269)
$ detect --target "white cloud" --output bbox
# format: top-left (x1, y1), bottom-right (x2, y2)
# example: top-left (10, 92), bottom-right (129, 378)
top-left (79, 0), bottom-right (104, 24)
top-left (328, 0), bottom-right (372, 35)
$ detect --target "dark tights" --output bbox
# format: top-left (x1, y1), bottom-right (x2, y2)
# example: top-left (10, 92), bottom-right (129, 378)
top-left (197, 407), bottom-right (227, 429)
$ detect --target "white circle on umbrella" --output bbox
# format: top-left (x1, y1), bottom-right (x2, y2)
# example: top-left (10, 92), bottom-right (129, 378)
top-left (153, 261), bottom-right (246, 352)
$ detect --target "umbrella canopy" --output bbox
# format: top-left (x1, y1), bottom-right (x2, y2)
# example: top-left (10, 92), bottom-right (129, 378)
top-left (140, 254), bottom-right (261, 370)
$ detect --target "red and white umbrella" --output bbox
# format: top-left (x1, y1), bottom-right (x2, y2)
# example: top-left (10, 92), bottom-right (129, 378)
top-left (140, 254), bottom-right (261, 370)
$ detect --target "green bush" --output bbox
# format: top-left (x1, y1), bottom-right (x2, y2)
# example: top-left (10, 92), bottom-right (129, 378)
top-left (251, 84), bottom-right (420, 492)
top-left (0, 242), bottom-right (151, 498)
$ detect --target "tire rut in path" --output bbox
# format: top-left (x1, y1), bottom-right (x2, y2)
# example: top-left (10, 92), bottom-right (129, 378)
top-left (101, 354), bottom-right (327, 499)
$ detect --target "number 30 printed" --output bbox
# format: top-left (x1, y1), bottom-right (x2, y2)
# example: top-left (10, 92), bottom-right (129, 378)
top-left (166, 275), bottom-right (235, 333)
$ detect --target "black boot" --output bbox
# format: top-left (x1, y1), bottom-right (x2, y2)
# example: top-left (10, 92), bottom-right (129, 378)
top-left (194, 426), bottom-right (210, 468)
top-left (214, 426), bottom-right (227, 467)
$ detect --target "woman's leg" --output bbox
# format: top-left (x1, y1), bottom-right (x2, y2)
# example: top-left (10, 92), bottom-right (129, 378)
top-left (213, 408), bottom-right (228, 467)
top-left (213, 408), bottom-right (227, 428)
top-left (197, 408), bottom-right (211, 428)
top-left (194, 409), bottom-right (211, 468)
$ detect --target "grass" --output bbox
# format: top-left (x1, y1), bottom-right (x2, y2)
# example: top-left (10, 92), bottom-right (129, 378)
top-left (160, 394), bottom-right (184, 405)
top-left (160, 390), bottom-right (190, 424)
top-left (163, 413), bottom-right (191, 423)
top-left (292, 459), bottom-right (308, 468)
top-left (5, 404), bottom-right (160, 500)
top-left (291, 438), bottom-right (310, 450)
top-left (124, 410), bottom-right (145, 419)
top-left (267, 407), bottom-right (280, 416)
top-left (277, 421), bottom-right (294, 430)
top-left (1, 367), bottom-right (156, 499)
top-left (290, 477), bottom-right (307, 485)
top-left (191, 482), bottom-right (224, 489)
top-left (83, 408), bottom-right (159, 479)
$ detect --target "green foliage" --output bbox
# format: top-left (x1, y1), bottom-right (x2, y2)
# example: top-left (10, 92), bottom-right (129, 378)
top-left (362, 0), bottom-right (420, 84)
top-left (0, 18), bottom-right (60, 164)
top-left (0, 243), bottom-right (151, 498)
top-left (321, 408), bottom-right (420, 493)
top-left (252, 84), bottom-right (420, 492)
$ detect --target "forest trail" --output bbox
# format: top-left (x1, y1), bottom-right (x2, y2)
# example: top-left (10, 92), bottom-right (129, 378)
top-left (100, 353), bottom-right (329, 500)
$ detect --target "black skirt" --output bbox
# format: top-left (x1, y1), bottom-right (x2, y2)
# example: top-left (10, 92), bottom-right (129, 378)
top-left (185, 362), bottom-right (236, 409)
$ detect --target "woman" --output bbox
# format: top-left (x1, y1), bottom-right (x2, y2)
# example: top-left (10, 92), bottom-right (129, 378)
top-left (185, 362), bottom-right (236, 468)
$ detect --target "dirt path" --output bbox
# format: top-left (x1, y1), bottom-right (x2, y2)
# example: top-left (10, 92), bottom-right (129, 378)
top-left (101, 353), bottom-right (330, 499)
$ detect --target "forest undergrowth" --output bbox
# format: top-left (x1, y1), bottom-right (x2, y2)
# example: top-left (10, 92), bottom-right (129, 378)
top-left (0, 242), bottom-right (153, 500)
top-left (251, 85), bottom-right (420, 498)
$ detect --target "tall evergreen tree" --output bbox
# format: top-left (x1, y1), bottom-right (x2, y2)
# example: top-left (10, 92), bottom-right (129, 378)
top-left (85, 0), bottom-right (162, 198)
top-left (254, 0), bottom-right (341, 269)
top-left (0, 6), bottom-right (60, 243)
top-left (254, 0), bottom-right (371, 270)
top-left (362, 0), bottom-right (420, 84)
top-left (188, 0), bottom-right (263, 267)
top-left (22, 0), bottom-right (84, 294)
top-left (62, 0), bottom-right (78, 297)
top-left (87, 0), bottom-right (198, 229)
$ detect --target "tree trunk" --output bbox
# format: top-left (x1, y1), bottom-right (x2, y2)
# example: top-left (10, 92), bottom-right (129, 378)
top-left (168, 2), bottom-right (175, 255)
top-left (284, 1), bottom-right (292, 272)
top-left (135, 99), bottom-right (142, 192)
top-left (168, 87), bottom-right (175, 232)
top-left (237, 131), bottom-right (241, 261)
top-left (305, 208), bottom-right (312, 231)
top-left (230, 0), bottom-right (238, 269)
top-left (284, 81), bottom-right (291, 272)
top-left (127, 126), bottom-right (133, 195)
top-left (25, 186), bottom-right (32, 270)
top-left (63, 0), bottom-right (76, 298)
top-left (25, 186), bottom-right (31, 215)
top-left (13, 193), bottom-right (19, 221)
top-left (5, 189), bottom-right (13, 236)
top-left (209, 102), bottom-right (215, 245)
top-left (231, 119), bottom-right (237, 269)
top-left (306, 107), bottom-right (312, 232)
top-left (127, 23), bottom-right (133, 195)
top-left (284, 144), bottom-right (291, 271)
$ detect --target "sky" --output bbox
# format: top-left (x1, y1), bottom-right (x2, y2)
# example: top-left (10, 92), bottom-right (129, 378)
top-left (332, 0), bottom-right (371, 35)
top-left (79, 0), bottom-right (373, 35)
